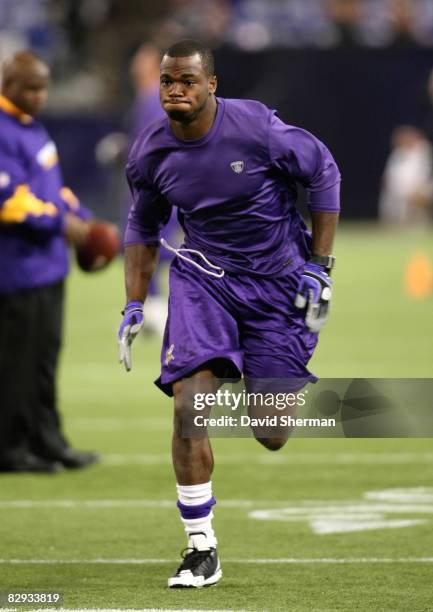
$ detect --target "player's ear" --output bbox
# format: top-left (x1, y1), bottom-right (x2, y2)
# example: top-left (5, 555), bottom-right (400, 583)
top-left (208, 75), bottom-right (217, 95)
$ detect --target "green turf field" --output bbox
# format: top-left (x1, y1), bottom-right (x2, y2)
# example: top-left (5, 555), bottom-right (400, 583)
top-left (1, 224), bottom-right (433, 612)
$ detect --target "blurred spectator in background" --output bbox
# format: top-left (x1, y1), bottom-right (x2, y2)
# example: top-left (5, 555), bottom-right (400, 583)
top-left (128, 42), bottom-right (181, 336)
top-left (388, 0), bottom-right (417, 47)
top-left (2, 0), bottom-right (433, 229)
top-left (379, 125), bottom-right (433, 226)
top-left (230, 0), bottom-right (433, 50)
top-left (3, 0), bottom-right (433, 112)
top-left (96, 42), bottom-right (181, 335)
top-left (153, 0), bottom-right (231, 49)
top-left (325, 0), bottom-right (362, 47)
top-left (423, 66), bottom-right (433, 144)
top-left (231, 0), bottom-right (336, 50)
top-left (129, 43), bottom-right (164, 136)
top-left (0, 0), bottom-right (52, 62)
top-left (0, 51), bottom-right (100, 472)
top-left (95, 43), bottom-right (165, 230)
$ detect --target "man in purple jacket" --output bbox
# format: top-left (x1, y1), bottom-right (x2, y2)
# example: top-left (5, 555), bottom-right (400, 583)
top-left (118, 39), bottom-right (340, 588)
top-left (0, 51), bottom-right (99, 472)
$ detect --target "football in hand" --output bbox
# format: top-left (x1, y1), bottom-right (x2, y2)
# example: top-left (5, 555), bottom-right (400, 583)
top-left (76, 220), bottom-right (120, 272)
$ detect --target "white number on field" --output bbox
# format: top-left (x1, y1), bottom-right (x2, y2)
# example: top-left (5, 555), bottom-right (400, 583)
top-left (249, 487), bottom-right (433, 534)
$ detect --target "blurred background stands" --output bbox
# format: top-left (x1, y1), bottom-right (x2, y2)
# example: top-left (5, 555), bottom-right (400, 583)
top-left (1, 0), bottom-right (433, 223)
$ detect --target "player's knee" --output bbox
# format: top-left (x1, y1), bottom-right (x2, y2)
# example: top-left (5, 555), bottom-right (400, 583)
top-left (172, 373), bottom-right (218, 436)
top-left (256, 436), bottom-right (288, 451)
top-left (173, 392), bottom-right (191, 436)
top-left (172, 384), bottom-right (203, 438)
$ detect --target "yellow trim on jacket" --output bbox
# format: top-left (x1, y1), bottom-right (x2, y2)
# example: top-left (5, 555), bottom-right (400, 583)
top-left (0, 95), bottom-right (33, 124)
top-left (0, 185), bottom-right (58, 223)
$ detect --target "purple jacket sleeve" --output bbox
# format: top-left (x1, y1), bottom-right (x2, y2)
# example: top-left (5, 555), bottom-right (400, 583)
top-left (268, 112), bottom-right (341, 213)
top-left (123, 157), bottom-right (172, 247)
top-left (58, 186), bottom-right (93, 221)
top-left (0, 141), bottom-right (64, 235)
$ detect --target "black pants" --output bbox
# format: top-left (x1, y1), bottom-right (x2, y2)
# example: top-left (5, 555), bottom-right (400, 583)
top-left (0, 281), bottom-right (68, 460)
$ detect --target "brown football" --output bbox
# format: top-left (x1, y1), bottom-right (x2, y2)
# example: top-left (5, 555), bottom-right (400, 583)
top-left (76, 221), bottom-right (120, 272)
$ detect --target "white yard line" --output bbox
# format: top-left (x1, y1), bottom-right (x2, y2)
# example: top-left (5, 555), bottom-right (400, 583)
top-left (68, 418), bottom-right (171, 431)
top-left (257, 452), bottom-right (433, 464)
top-left (2, 609), bottom-right (248, 612)
top-left (0, 497), bottom-right (432, 512)
top-left (98, 452), bottom-right (433, 465)
top-left (0, 499), bottom-right (257, 509)
top-left (0, 558), bottom-right (433, 565)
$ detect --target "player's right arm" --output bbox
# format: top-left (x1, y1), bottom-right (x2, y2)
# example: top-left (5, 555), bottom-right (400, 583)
top-left (124, 243), bottom-right (159, 302)
top-left (118, 157), bottom-right (172, 371)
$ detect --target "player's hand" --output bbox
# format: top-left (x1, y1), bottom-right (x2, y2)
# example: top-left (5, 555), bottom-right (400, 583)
top-left (63, 213), bottom-right (90, 247)
top-left (294, 262), bottom-right (332, 333)
top-left (118, 300), bottom-right (144, 371)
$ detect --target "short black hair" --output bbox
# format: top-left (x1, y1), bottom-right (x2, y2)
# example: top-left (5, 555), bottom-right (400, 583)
top-left (165, 39), bottom-right (215, 77)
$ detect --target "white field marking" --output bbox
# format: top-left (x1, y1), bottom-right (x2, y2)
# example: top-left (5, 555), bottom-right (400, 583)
top-left (68, 418), bottom-right (171, 431)
top-left (1, 558), bottom-right (433, 565)
top-left (1, 609), bottom-right (250, 612)
top-left (310, 518), bottom-right (425, 534)
top-left (0, 608), bottom-right (252, 612)
top-left (0, 488), bottom-right (431, 534)
top-left (103, 454), bottom-right (171, 465)
top-left (0, 499), bottom-right (282, 509)
top-left (257, 452), bottom-right (433, 465)
top-left (100, 452), bottom-right (433, 466)
top-left (1, 492), bottom-right (433, 512)
top-left (365, 487), bottom-right (433, 503)
top-left (0, 501), bottom-right (432, 513)
top-left (249, 487), bottom-right (433, 534)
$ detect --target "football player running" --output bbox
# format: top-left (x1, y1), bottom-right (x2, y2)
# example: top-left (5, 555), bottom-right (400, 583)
top-left (118, 39), bottom-right (340, 588)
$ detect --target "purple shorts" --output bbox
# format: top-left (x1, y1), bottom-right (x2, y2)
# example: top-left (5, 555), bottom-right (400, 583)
top-left (155, 257), bottom-right (319, 396)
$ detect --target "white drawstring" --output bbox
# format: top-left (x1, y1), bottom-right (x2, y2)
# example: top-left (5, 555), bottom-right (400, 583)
top-left (160, 238), bottom-right (225, 278)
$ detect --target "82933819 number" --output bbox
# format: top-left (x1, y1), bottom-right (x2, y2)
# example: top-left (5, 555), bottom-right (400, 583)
top-left (0, 592), bottom-right (63, 605)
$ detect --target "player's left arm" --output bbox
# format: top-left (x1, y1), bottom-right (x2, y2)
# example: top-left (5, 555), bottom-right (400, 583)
top-left (310, 210), bottom-right (338, 257)
top-left (268, 112), bottom-right (341, 332)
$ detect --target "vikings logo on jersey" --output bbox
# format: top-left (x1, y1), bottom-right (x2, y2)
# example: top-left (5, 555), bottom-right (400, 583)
top-left (36, 141), bottom-right (59, 170)
top-left (230, 160), bottom-right (244, 174)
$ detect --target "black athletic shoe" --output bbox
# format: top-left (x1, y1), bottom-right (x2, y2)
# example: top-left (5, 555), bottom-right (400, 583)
top-left (168, 532), bottom-right (222, 588)
top-left (54, 448), bottom-right (100, 469)
top-left (0, 451), bottom-right (63, 474)
top-left (34, 446), bottom-right (100, 469)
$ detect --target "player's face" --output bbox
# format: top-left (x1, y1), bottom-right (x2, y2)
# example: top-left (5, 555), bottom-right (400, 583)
top-left (7, 64), bottom-right (50, 116)
top-left (160, 54), bottom-right (216, 124)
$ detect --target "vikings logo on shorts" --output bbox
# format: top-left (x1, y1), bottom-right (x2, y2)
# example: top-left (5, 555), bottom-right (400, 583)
top-left (165, 343), bottom-right (175, 366)
top-left (230, 160), bottom-right (244, 174)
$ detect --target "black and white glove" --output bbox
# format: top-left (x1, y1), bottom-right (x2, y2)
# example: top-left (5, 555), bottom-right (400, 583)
top-left (294, 262), bottom-right (333, 333)
top-left (118, 300), bottom-right (144, 371)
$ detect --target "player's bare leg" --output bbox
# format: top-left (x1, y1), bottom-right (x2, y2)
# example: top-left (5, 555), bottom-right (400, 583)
top-left (249, 398), bottom-right (298, 452)
top-left (168, 368), bottom-right (222, 588)
top-left (172, 369), bottom-right (216, 485)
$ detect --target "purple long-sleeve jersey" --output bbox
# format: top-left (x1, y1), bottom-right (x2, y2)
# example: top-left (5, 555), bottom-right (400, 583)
top-left (125, 97), bottom-right (340, 277)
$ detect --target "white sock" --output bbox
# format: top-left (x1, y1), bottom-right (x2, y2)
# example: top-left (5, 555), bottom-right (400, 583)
top-left (176, 481), bottom-right (217, 548)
